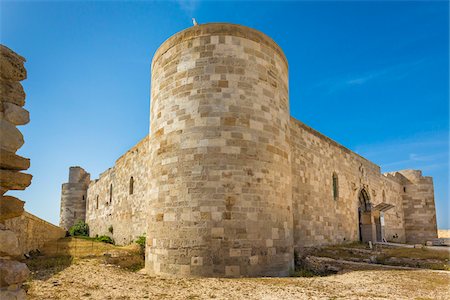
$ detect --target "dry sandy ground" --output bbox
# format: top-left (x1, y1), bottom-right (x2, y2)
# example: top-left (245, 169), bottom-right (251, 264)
top-left (26, 259), bottom-right (449, 300)
top-left (438, 229), bottom-right (450, 238)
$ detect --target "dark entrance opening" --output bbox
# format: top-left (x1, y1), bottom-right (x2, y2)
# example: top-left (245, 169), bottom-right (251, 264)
top-left (358, 188), bottom-right (372, 242)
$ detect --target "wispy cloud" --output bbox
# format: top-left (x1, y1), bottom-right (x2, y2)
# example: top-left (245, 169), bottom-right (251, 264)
top-left (313, 58), bottom-right (427, 94)
top-left (354, 131), bottom-right (449, 173)
top-left (177, 0), bottom-right (199, 17)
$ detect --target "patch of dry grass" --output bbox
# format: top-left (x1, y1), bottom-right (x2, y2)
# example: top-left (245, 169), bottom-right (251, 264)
top-left (382, 247), bottom-right (448, 260)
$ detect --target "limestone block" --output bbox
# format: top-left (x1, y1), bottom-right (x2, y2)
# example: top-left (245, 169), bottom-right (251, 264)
top-left (0, 119), bottom-right (24, 153)
top-left (225, 265), bottom-right (240, 277)
top-left (0, 259), bottom-right (29, 287)
top-left (0, 46), bottom-right (26, 82)
top-left (0, 229), bottom-right (20, 256)
top-left (0, 80), bottom-right (25, 106)
top-left (2, 103), bottom-right (29, 126)
top-left (0, 196), bottom-right (24, 221)
top-left (0, 170), bottom-right (32, 191)
top-left (0, 149), bottom-right (30, 171)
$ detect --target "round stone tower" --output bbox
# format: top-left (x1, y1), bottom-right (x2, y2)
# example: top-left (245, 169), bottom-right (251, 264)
top-left (60, 166), bottom-right (90, 231)
top-left (147, 23), bottom-right (293, 277)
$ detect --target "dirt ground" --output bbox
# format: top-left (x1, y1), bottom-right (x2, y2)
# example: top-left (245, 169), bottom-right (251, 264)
top-left (26, 258), bottom-right (449, 300)
top-left (438, 229), bottom-right (450, 238)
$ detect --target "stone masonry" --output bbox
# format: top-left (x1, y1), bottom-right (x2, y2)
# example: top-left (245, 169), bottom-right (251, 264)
top-left (61, 23), bottom-right (439, 277)
top-left (60, 166), bottom-right (90, 231)
top-left (0, 45), bottom-right (32, 300)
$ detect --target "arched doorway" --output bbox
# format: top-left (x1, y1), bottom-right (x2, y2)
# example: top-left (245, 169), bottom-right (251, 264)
top-left (358, 188), bottom-right (374, 242)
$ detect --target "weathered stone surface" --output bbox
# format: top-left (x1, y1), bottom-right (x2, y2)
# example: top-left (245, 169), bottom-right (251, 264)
top-left (86, 138), bottom-right (148, 244)
top-left (2, 103), bottom-right (29, 126)
top-left (0, 149), bottom-right (30, 171)
top-left (0, 45), bottom-right (26, 81)
top-left (0, 170), bottom-right (32, 191)
top-left (0, 195), bottom-right (24, 221)
top-left (0, 229), bottom-right (20, 256)
top-left (0, 287), bottom-right (26, 300)
top-left (5, 211), bottom-right (66, 255)
top-left (60, 167), bottom-right (90, 231)
top-left (0, 259), bottom-right (29, 287)
top-left (0, 119), bottom-right (24, 153)
top-left (69, 23), bottom-right (438, 278)
top-left (399, 170), bottom-right (438, 244)
top-left (0, 80), bottom-right (25, 106)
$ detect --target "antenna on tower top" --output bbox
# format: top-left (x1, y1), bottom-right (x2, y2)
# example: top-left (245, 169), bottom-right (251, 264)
top-left (192, 18), bottom-right (198, 26)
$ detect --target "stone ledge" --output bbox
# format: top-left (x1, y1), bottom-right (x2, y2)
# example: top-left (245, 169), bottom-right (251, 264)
top-left (0, 170), bottom-right (32, 190)
top-left (0, 149), bottom-right (30, 171)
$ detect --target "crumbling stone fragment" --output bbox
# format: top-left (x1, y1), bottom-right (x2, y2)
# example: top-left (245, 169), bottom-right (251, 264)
top-left (0, 169), bottom-right (32, 191)
top-left (0, 45), bottom-right (26, 81)
top-left (0, 79), bottom-right (25, 106)
top-left (0, 195), bottom-right (25, 221)
top-left (0, 119), bottom-right (24, 153)
top-left (0, 149), bottom-right (30, 171)
top-left (2, 103), bottom-right (29, 125)
top-left (0, 259), bottom-right (30, 287)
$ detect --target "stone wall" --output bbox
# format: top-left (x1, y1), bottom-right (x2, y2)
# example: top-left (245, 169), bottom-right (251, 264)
top-left (290, 119), bottom-right (407, 248)
top-left (4, 211), bottom-right (66, 255)
top-left (70, 23), bottom-right (438, 278)
top-left (0, 45), bottom-right (31, 300)
top-left (60, 166), bottom-right (90, 231)
top-left (146, 23), bottom-right (293, 277)
top-left (397, 170), bottom-right (438, 244)
top-left (86, 136), bottom-right (149, 245)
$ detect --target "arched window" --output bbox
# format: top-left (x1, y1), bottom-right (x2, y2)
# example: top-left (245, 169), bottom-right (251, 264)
top-left (382, 190), bottom-right (386, 202)
top-left (332, 172), bottom-right (339, 200)
top-left (109, 184), bottom-right (113, 204)
top-left (129, 177), bottom-right (134, 195)
top-left (96, 195), bottom-right (99, 209)
top-left (82, 195), bottom-right (85, 200)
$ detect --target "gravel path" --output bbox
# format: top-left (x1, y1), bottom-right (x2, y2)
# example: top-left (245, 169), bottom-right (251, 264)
top-left (27, 259), bottom-right (450, 300)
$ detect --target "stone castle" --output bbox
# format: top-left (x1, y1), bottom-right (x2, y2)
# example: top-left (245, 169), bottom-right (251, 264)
top-left (59, 23), bottom-right (438, 277)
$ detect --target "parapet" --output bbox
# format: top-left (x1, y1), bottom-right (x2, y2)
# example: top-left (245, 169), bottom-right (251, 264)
top-left (152, 22), bottom-right (288, 68)
top-left (68, 166), bottom-right (90, 184)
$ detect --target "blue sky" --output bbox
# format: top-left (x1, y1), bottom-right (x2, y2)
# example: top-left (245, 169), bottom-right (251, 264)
top-left (1, 1), bottom-right (448, 228)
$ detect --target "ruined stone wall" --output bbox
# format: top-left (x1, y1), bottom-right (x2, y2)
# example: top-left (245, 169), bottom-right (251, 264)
top-left (397, 170), bottom-right (438, 244)
top-left (4, 211), bottom-right (65, 255)
top-left (146, 23), bottom-right (293, 277)
top-left (290, 119), bottom-right (406, 248)
top-left (60, 166), bottom-right (90, 231)
top-left (0, 45), bottom-right (32, 300)
top-left (86, 136), bottom-right (149, 245)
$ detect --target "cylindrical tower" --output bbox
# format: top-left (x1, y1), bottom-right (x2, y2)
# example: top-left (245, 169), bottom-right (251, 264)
top-left (147, 23), bottom-right (292, 277)
top-left (60, 166), bottom-right (90, 231)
